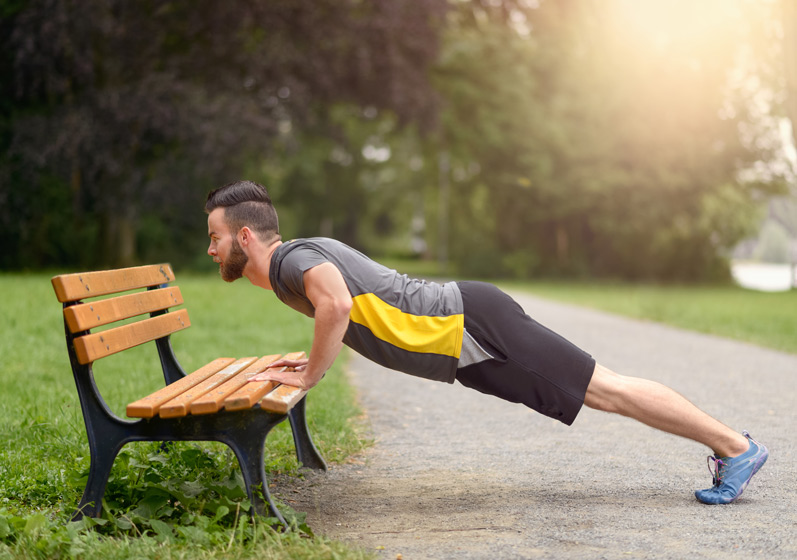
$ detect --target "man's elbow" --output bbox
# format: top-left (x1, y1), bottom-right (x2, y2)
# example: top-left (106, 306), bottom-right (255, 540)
top-left (334, 296), bottom-right (353, 318)
top-left (320, 296), bottom-right (352, 321)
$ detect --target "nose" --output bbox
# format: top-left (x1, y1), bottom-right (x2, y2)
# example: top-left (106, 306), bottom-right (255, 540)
top-left (208, 242), bottom-right (216, 257)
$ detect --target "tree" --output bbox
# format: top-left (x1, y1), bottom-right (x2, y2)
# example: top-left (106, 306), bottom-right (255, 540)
top-left (426, 0), bottom-right (788, 281)
top-left (0, 0), bottom-right (445, 269)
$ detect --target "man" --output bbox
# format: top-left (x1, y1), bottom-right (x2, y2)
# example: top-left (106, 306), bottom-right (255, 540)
top-left (205, 180), bottom-right (767, 505)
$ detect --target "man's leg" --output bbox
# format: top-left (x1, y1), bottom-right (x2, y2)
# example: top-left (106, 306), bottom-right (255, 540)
top-left (583, 363), bottom-right (749, 457)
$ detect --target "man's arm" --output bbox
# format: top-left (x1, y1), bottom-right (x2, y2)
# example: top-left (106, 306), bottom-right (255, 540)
top-left (250, 262), bottom-right (352, 389)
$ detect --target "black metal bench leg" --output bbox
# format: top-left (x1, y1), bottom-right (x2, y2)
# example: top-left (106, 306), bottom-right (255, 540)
top-left (73, 441), bottom-right (125, 521)
top-left (288, 396), bottom-right (327, 471)
top-left (227, 436), bottom-right (287, 525)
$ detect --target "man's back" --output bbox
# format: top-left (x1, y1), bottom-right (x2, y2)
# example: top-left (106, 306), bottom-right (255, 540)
top-left (269, 238), bottom-right (464, 383)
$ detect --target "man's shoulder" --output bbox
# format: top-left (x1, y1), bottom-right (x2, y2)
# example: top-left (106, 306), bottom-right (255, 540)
top-left (280, 237), bottom-right (368, 261)
top-left (280, 237), bottom-right (344, 251)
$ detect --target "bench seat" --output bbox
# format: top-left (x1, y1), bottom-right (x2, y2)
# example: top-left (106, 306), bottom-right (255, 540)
top-left (126, 353), bottom-right (308, 418)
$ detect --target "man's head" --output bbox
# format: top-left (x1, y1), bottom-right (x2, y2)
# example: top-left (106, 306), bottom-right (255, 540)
top-left (205, 180), bottom-right (280, 242)
top-left (205, 180), bottom-right (281, 282)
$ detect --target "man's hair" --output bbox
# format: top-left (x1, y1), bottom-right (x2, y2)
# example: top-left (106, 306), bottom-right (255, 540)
top-left (205, 180), bottom-right (281, 242)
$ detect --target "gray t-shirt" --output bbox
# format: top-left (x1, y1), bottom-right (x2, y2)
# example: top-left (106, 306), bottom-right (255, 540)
top-left (269, 238), bottom-right (472, 383)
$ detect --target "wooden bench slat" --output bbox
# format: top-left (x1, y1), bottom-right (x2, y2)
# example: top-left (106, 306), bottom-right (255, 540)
top-left (189, 354), bottom-right (283, 415)
top-left (126, 357), bottom-right (237, 418)
top-left (52, 264), bottom-right (175, 303)
top-left (73, 309), bottom-right (190, 364)
top-left (64, 287), bottom-right (184, 332)
top-left (158, 356), bottom-right (260, 418)
top-left (260, 384), bottom-right (307, 414)
top-left (223, 351), bottom-right (307, 412)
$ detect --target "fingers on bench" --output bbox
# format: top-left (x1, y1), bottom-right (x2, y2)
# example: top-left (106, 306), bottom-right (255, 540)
top-left (127, 352), bottom-right (308, 419)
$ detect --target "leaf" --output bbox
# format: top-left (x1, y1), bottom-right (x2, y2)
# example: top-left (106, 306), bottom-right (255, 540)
top-left (131, 489), bottom-right (171, 518)
top-left (212, 506), bottom-right (229, 521)
top-left (0, 515), bottom-right (14, 539)
top-left (177, 480), bottom-right (206, 499)
top-left (79, 516), bottom-right (108, 528)
top-left (23, 514), bottom-right (47, 535)
top-left (148, 518), bottom-right (174, 541)
top-left (175, 525), bottom-right (209, 544)
top-left (147, 453), bottom-right (169, 465)
top-left (179, 448), bottom-right (200, 467)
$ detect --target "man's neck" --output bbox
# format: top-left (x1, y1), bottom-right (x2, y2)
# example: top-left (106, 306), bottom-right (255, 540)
top-left (244, 239), bottom-right (282, 290)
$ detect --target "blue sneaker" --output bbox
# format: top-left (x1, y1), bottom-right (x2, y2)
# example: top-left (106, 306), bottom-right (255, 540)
top-left (695, 431), bottom-right (768, 505)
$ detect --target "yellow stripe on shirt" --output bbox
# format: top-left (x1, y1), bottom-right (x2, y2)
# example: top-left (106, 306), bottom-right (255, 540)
top-left (349, 292), bottom-right (463, 359)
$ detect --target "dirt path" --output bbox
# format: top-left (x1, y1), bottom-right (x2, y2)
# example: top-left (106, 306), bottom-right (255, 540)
top-left (280, 291), bottom-right (797, 559)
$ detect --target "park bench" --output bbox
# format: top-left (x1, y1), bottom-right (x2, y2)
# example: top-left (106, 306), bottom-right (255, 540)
top-left (51, 263), bottom-right (326, 525)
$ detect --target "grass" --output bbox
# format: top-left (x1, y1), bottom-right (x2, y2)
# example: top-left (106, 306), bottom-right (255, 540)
top-left (2, 266), bottom-right (794, 558)
top-left (501, 281), bottom-right (797, 355)
top-left (0, 271), bottom-right (374, 559)
top-left (381, 257), bottom-right (797, 355)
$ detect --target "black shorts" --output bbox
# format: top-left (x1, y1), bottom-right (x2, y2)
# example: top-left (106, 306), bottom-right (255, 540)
top-left (456, 281), bottom-right (596, 425)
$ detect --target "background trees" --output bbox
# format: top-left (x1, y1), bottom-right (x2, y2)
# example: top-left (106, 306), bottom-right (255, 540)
top-left (1, 0), bottom-right (445, 268)
top-left (430, 0), bottom-right (789, 281)
top-left (2, 0), bottom-right (793, 281)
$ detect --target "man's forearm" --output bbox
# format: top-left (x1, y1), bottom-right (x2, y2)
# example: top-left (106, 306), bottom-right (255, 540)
top-left (302, 298), bottom-right (351, 387)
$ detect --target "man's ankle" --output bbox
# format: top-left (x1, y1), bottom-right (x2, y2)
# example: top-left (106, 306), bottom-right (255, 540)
top-left (714, 433), bottom-right (751, 458)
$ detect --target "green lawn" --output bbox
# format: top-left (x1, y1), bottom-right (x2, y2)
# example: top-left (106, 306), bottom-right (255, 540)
top-left (382, 257), bottom-right (797, 356)
top-left (2, 268), bottom-right (794, 558)
top-left (0, 272), bottom-right (374, 560)
top-left (502, 281), bottom-right (797, 355)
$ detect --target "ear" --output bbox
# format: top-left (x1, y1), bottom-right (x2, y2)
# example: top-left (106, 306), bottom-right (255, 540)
top-left (238, 226), bottom-right (253, 246)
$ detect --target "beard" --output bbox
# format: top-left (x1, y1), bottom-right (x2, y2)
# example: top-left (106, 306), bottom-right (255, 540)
top-left (220, 238), bottom-right (249, 282)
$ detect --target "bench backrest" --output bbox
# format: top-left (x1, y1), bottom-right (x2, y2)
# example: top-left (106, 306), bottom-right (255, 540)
top-left (52, 264), bottom-right (189, 364)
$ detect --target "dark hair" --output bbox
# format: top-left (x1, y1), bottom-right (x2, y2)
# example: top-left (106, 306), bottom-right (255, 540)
top-left (205, 180), bottom-right (280, 242)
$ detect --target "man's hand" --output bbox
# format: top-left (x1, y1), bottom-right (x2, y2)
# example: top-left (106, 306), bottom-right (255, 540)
top-left (249, 357), bottom-right (311, 389)
top-left (249, 364), bottom-right (316, 390)
top-left (261, 357), bottom-right (309, 372)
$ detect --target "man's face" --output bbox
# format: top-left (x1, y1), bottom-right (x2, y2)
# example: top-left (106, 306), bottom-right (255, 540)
top-left (207, 208), bottom-right (249, 282)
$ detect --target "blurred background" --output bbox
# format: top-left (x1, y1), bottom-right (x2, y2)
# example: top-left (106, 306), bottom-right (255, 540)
top-left (2, 0), bottom-right (796, 286)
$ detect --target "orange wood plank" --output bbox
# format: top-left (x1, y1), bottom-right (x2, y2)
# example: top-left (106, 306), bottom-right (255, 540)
top-left (63, 287), bottom-right (183, 332)
top-left (223, 351), bottom-right (306, 412)
top-left (189, 354), bottom-right (283, 415)
top-left (52, 264), bottom-right (175, 303)
top-left (73, 309), bottom-right (190, 364)
top-left (125, 357), bottom-right (236, 418)
top-left (259, 384), bottom-right (307, 414)
top-left (157, 356), bottom-right (260, 418)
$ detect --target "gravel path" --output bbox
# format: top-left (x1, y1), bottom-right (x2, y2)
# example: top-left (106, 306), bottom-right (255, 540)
top-left (281, 291), bottom-right (796, 559)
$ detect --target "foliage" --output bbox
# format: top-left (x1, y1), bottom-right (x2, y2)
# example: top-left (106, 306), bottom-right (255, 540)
top-left (430, 0), bottom-right (788, 281)
top-left (0, 272), bottom-right (371, 558)
top-left (0, 0), bottom-right (445, 270)
top-left (2, 0), bottom-right (794, 282)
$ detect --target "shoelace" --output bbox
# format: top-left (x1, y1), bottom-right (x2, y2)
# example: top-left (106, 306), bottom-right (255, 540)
top-left (707, 455), bottom-right (726, 487)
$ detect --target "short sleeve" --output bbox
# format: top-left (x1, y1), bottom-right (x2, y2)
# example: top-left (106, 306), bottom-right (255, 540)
top-left (277, 247), bottom-right (329, 297)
